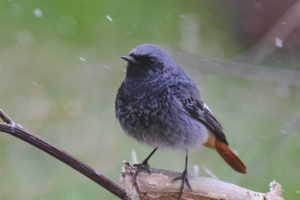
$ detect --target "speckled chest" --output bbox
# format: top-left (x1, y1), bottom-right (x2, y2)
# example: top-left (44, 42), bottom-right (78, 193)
top-left (115, 79), bottom-right (173, 134)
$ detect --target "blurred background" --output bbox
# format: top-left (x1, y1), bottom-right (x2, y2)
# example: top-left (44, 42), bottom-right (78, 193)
top-left (0, 0), bottom-right (299, 199)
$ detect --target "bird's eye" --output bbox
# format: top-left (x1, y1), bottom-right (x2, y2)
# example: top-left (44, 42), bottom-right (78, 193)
top-left (149, 57), bottom-right (156, 64)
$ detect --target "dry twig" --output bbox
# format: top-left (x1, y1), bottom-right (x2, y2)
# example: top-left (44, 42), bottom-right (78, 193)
top-left (0, 109), bottom-right (128, 200)
top-left (0, 109), bottom-right (285, 200)
top-left (121, 162), bottom-right (283, 200)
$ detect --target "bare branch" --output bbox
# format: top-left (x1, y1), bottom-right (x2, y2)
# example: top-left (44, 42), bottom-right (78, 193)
top-left (237, 0), bottom-right (300, 62)
top-left (121, 162), bottom-right (283, 200)
top-left (0, 109), bottom-right (285, 200)
top-left (0, 109), bottom-right (128, 200)
top-left (0, 109), bottom-right (14, 124)
top-left (170, 48), bottom-right (300, 86)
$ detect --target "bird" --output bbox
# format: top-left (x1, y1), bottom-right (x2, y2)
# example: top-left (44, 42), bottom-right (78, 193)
top-left (115, 44), bottom-right (246, 199)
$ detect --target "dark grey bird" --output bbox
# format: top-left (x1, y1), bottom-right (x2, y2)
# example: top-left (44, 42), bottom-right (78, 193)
top-left (115, 44), bottom-right (246, 199)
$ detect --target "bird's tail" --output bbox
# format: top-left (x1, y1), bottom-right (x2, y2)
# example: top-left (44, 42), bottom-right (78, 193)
top-left (215, 139), bottom-right (247, 174)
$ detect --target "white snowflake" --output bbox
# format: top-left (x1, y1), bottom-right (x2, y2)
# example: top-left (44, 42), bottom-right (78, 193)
top-left (106, 15), bottom-right (113, 22)
top-left (33, 8), bottom-right (43, 18)
top-left (275, 38), bottom-right (283, 48)
top-left (78, 57), bottom-right (86, 62)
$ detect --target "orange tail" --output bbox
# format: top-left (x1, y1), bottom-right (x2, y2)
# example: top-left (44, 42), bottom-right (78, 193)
top-left (215, 139), bottom-right (247, 174)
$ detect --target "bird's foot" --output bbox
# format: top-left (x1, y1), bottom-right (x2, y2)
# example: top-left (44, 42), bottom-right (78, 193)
top-left (172, 169), bottom-right (192, 200)
top-left (133, 160), bottom-right (151, 179)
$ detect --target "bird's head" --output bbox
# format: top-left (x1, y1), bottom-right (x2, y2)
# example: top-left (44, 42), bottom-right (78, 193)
top-left (121, 44), bottom-right (175, 78)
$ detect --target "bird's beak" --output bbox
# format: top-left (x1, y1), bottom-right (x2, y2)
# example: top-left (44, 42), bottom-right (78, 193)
top-left (121, 56), bottom-right (137, 64)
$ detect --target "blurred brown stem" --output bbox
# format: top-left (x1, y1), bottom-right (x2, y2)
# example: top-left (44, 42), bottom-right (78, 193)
top-left (0, 109), bottom-right (128, 200)
top-left (171, 48), bottom-right (300, 86)
top-left (236, 0), bottom-right (300, 62)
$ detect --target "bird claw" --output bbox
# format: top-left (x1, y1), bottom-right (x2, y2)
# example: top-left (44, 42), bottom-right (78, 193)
top-left (133, 161), bottom-right (151, 179)
top-left (172, 169), bottom-right (192, 200)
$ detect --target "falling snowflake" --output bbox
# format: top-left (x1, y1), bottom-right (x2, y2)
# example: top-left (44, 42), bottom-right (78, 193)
top-left (106, 15), bottom-right (113, 22)
top-left (275, 38), bottom-right (283, 48)
top-left (78, 57), bottom-right (86, 62)
top-left (33, 8), bottom-right (43, 18)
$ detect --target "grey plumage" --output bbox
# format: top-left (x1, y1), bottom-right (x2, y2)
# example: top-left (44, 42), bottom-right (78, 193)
top-left (115, 44), bottom-right (227, 150)
top-left (115, 44), bottom-right (246, 199)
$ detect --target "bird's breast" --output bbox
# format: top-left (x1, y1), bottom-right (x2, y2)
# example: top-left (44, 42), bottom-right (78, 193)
top-left (115, 80), bottom-right (208, 149)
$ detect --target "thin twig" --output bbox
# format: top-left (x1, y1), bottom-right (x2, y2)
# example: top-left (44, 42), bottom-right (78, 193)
top-left (0, 109), bottom-right (14, 124)
top-left (0, 109), bottom-right (128, 200)
top-left (198, 163), bottom-right (219, 180)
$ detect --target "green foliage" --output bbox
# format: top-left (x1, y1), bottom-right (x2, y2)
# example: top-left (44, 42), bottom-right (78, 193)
top-left (0, 0), bottom-right (299, 199)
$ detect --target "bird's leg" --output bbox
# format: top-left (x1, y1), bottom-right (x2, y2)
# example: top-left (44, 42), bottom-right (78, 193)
top-left (171, 151), bottom-right (192, 200)
top-left (133, 147), bottom-right (158, 179)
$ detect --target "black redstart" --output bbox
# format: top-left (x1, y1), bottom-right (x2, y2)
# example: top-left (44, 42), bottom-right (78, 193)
top-left (115, 44), bottom-right (246, 199)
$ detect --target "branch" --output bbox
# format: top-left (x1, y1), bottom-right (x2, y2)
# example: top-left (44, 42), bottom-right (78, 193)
top-left (0, 109), bottom-right (285, 200)
top-left (170, 48), bottom-right (300, 86)
top-left (0, 109), bottom-right (128, 200)
top-left (236, 0), bottom-right (300, 62)
top-left (121, 162), bottom-right (283, 200)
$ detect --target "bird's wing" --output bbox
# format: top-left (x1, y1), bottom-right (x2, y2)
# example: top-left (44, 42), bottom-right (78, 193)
top-left (169, 82), bottom-right (247, 173)
top-left (180, 96), bottom-right (228, 145)
top-left (168, 80), bottom-right (228, 145)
